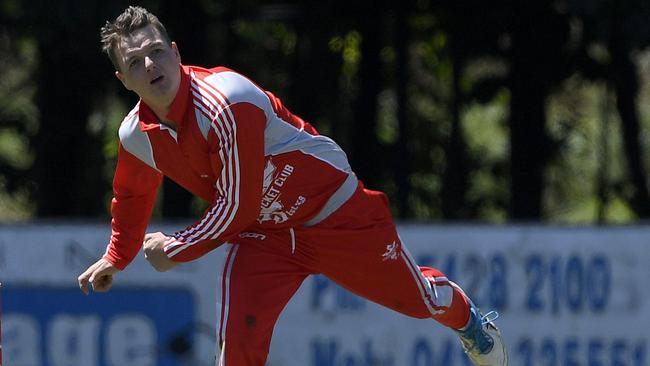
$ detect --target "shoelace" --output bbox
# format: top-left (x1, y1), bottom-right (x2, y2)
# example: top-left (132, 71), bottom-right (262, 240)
top-left (481, 311), bottom-right (499, 326)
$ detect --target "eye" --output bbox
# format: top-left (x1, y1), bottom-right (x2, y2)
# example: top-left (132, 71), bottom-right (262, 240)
top-left (128, 58), bottom-right (140, 69)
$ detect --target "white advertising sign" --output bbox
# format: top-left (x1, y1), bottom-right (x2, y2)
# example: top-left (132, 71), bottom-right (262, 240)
top-left (0, 224), bottom-right (648, 366)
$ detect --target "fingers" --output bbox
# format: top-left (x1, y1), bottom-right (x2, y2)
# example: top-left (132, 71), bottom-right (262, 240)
top-left (142, 241), bottom-right (154, 259)
top-left (143, 232), bottom-right (165, 249)
top-left (78, 270), bottom-right (91, 295)
top-left (78, 261), bottom-right (100, 295)
top-left (77, 259), bottom-right (119, 295)
top-left (142, 231), bottom-right (167, 261)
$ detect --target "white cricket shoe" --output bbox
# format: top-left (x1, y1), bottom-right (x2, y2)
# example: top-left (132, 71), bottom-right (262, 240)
top-left (457, 307), bottom-right (508, 366)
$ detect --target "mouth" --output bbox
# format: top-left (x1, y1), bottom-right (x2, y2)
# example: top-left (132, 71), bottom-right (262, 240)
top-left (150, 75), bottom-right (164, 85)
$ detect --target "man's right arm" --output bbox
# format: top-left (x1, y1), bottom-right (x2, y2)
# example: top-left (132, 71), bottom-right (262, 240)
top-left (77, 144), bottom-right (162, 294)
top-left (104, 143), bottom-right (163, 270)
top-left (77, 143), bottom-right (162, 293)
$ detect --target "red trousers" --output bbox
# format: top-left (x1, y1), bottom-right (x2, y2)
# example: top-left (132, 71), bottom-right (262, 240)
top-left (216, 186), bottom-right (470, 365)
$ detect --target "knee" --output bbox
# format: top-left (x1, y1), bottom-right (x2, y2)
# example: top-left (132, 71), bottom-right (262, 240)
top-left (225, 314), bottom-right (272, 348)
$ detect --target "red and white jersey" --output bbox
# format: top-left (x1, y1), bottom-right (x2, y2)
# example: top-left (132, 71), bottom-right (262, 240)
top-left (104, 65), bottom-right (358, 269)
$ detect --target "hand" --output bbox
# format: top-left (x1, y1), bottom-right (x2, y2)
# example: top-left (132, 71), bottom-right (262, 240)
top-left (78, 258), bottom-right (120, 295)
top-left (143, 232), bottom-right (178, 272)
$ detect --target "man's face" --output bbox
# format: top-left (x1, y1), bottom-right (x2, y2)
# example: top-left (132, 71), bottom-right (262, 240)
top-left (114, 24), bottom-right (181, 111)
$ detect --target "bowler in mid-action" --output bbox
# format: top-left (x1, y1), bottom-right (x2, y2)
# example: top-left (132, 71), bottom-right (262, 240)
top-left (78, 6), bottom-right (508, 366)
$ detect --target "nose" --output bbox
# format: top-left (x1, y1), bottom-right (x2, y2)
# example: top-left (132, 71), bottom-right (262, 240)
top-left (144, 56), bottom-right (155, 70)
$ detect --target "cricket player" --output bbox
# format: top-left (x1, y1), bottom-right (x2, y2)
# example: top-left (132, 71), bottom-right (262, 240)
top-left (77, 6), bottom-right (508, 365)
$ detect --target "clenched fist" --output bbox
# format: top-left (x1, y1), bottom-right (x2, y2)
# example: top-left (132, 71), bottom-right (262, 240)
top-left (143, 232), bottom-right (178, 272)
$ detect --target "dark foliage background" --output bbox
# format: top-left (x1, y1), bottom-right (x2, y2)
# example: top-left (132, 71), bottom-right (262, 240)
top-left (2, 0), bottom-right (650, 224)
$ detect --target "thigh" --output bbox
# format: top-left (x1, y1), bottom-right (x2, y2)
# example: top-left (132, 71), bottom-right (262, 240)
top-left (313, 227), bottom-right (435, 318)
top-left (304, 188), bottom-right (436, 319)
top-left (218, 234), bottom-right (310, 364)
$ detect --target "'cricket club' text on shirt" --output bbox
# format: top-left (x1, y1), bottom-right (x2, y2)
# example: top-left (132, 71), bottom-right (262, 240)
top-left (258, 162), bottom-right (307, 224)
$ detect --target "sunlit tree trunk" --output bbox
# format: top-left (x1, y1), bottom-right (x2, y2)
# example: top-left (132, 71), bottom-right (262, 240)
top-left (610, 39), bottom-right (650, 217)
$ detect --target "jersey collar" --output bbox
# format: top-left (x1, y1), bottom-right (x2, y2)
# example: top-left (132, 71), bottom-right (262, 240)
top-left (165, 64), bottom-right (191, 126)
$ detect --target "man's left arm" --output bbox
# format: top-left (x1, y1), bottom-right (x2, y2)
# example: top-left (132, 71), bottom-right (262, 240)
top-left (144, 102), bottom-right (266, 271)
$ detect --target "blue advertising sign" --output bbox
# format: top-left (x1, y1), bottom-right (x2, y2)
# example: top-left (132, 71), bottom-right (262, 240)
top-left (2, 286), bottom-right (195, 366)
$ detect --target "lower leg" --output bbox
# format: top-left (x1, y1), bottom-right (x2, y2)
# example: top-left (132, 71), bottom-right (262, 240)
top-left (217, 241), bottom-right (309, 366)
top-left (420, 267), bottom-right (509, 365)
top-left (420, 266), bottom-right (471, 330)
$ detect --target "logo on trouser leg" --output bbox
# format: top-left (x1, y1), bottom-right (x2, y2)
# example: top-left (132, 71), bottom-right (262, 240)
top-left (382, 241), bottom-right (400, 261)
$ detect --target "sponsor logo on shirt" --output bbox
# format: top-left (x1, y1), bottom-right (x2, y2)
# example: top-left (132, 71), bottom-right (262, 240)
top-left (257, 160), bottom-right (306, 224)
top-left (382, 241), bottom-right (400, 261)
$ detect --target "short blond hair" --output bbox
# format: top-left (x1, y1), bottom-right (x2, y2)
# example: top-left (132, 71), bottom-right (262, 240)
top-left (100, 6), bottom-right (171, 71)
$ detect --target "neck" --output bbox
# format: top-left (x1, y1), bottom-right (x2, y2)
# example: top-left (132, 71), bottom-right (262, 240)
top-left (148, 102), bottom-right (168, 119)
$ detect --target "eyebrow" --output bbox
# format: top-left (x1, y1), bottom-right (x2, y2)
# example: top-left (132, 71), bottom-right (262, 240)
top-left (124, 41), bottom-right (166, 64)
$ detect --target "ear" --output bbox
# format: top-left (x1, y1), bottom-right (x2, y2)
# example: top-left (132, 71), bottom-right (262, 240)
top-left (171, 42), bottom-right (181, 63)
top-left (115, 71), bottom-right (132, 91)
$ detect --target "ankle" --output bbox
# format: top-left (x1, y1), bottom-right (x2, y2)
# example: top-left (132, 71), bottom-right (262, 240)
top-left (458, 306), bottom-right (479, 332)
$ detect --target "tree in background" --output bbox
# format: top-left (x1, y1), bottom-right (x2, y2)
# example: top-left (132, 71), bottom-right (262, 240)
top-left (570, 0), bottom-right (650, 218)
top-left (30, 1), bottom-right (111, 217)
top-left (0, 0), bottom-right (37, 220)
top-left (2, 0), bottom-right (650, 223)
